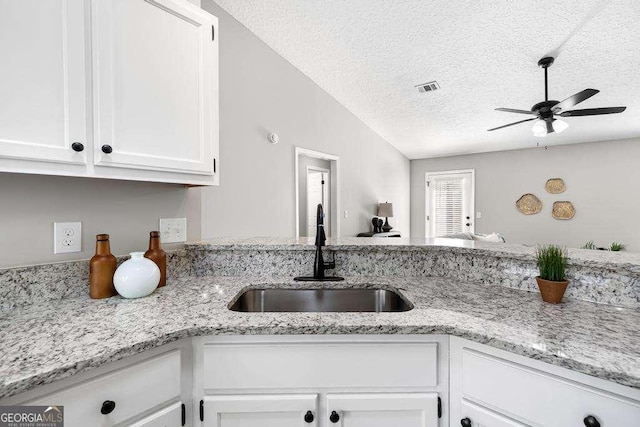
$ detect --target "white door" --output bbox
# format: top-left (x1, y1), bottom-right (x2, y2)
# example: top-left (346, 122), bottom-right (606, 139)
top-left (306, 168), bottom-right (329, 237)
top-left (325, 393), bottom-right (439, 427)
top-left (203, 394), bottom-right (318, 427)
top-left (92, 0), bottom-right (218, 175)
top-left (0, 0), bottom-right (87, 165)
top-left (426, 170), bottom-right (475, 238)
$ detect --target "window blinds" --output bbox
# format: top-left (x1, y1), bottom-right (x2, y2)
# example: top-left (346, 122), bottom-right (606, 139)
top-left (433, 178), bottom-right (463, 237)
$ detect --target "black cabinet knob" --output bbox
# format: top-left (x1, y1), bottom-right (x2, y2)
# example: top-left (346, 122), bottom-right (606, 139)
top-left (100, 400), bottom-right (116, 415)
top-left (71, 142), bottom-right (84, 152)
top-left (461, 418), bottom-right (472, 427)
top-left (101, 144), bottom-right (113, 154)
top-left (466, 223), bottom-right (471, 226)
top-left (304, 410), bottom-right (314, 423)
top-left (584, 415), bottom-right (600, 427)
top-left (329, 411), bottom-right (340, 423)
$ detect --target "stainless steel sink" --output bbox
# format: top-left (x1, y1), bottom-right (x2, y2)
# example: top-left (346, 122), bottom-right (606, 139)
top-left (229, 288), bottom-right (412, 312)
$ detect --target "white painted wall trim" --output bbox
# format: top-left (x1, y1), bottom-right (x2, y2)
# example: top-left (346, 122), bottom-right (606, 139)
top-left (424, 169), bottom-right (475, 238)
top-left (295, 147), bottom-right (340, 238)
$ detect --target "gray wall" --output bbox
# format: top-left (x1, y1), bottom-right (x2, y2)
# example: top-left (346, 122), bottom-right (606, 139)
top-left (0, 173), bottom-right (201, 268)
top-left (411, 137), bottom-right (640, 251)
top-left (199, 0), bottom-right (410, 240)
top-left (0, 0), bottom-right (409, 268)
top-left (298, 156), bottom-right (331, 237)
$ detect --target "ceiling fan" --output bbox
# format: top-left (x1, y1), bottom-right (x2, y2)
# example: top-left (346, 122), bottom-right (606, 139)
top-left (488, 57), bottom-right (626, 137)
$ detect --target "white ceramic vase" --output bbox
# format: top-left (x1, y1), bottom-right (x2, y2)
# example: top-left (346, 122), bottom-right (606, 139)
top-left (114, 252), bottom-right (160, 299)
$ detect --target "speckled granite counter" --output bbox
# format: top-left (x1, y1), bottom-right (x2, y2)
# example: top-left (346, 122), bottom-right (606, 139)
top-left (187, 238), bottom-right (640, 308)
top-left (1, 275), bottom-right (639, 399)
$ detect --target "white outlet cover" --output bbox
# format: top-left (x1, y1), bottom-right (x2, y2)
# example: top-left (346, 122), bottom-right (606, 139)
top-left (159, 218), bottom-right (187, 243)
top-left (54, 222), bottom-right (82, 254)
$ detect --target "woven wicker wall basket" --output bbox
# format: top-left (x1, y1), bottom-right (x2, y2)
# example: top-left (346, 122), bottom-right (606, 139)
top-left (516, 193), bottom-right (542, 215)
top-left (552, 201), bottom-right (576, 220)
top-left (545, 178), bottom-right (566, 194)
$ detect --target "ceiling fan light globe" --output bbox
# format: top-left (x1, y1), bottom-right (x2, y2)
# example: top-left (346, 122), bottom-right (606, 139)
top-left (552, 119), bottom-right (569, 133)
top-left (532, 120), bottom-right (547, 137)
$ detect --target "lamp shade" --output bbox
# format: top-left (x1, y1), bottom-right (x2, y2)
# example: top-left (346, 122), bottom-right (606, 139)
top-left (377, 202), bottom-right (394, 218)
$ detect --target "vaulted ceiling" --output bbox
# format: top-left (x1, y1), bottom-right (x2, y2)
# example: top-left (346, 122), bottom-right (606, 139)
top-left (215, 0), bottom-right (640, 159)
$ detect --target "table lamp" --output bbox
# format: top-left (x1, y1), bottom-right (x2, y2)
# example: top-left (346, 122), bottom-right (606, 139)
top-left (377, 202), bottom-right (394, 232)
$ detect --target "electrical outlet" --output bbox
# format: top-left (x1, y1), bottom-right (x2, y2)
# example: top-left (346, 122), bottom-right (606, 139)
top-left (54, 222), bottom-right (82, 254)
top-left (159, 218), bottom-right (187, 243)
top-left (344, 210), bottom-right (349, 218)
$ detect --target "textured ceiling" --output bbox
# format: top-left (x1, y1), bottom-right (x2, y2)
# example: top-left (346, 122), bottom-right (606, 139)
top-left (214, 0), bottom-right (640, 159)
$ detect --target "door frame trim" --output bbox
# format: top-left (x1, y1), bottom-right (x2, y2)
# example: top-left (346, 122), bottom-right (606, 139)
top-left (424, 169), bottom-right (475, 238)
top-left (295, 147), bottom-right (340, 239)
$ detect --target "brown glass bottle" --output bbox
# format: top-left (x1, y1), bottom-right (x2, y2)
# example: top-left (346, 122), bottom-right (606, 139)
top-left (89, 234), bottom-right (117, 299)
top-left (144, 231), bottom-right (166, 287)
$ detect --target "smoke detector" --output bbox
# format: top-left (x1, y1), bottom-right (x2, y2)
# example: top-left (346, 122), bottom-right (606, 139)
top-left (416, 81), bottom-right (440, 93)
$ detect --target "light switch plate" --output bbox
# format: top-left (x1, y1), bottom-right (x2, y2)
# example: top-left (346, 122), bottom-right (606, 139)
top-left (159, 218), bottom-right (187, 243)
top-left (54, 222), bottom-right (82, 254)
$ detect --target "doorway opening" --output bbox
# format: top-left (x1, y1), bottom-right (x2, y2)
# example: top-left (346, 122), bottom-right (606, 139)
top-left (295, 147), bottom-right (340, 238)
top-left (425, 169), bottom-right (475, 238)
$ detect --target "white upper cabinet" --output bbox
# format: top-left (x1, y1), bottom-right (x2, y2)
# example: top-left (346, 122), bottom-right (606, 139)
top-left (0, 0), bottom-right (88, 166)
top-left (0, 0), bottom-right (219, 185)
top-left (92, 0), bottom-right (218, 176)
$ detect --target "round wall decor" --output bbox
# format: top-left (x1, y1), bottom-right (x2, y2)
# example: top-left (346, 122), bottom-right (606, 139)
top-left (552, 201), bottom-right (575, 220)
top-left (545, 178), bottom-right (566, 194)
top-left (516, 193), bottom-right (542, 215)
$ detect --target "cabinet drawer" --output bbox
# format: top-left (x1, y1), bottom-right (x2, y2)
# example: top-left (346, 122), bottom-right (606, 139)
top-left (26, 350), bottom-right (181, 427)
top-left (203, 341), bottom-right (438, 390)
top-left (461, 348), bottom-right (640, 426)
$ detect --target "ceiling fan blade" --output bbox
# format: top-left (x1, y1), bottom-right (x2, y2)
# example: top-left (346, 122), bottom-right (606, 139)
top-left (495, 108), bottom-right (536, 115)
top-left (552, 89), bottom-right (599, 112)
top-left (487, 118), bottom-right (536, 131)
top-left (559, 106), bottom-right (626, 117)
top-left (546, 120), bottom-right (554, 134)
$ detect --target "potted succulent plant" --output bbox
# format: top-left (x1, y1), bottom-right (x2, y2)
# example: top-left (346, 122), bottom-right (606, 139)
top-left (535, 245), bottom-right (569, 304)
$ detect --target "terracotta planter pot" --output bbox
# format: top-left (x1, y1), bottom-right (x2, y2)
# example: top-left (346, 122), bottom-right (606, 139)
top-left (536, 277), bottom-right (569, 304)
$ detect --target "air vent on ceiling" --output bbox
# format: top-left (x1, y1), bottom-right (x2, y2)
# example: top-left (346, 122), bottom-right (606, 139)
top-left (416, 81), bottom-right (440, 93)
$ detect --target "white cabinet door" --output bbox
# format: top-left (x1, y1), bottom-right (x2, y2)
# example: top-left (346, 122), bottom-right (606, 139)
top-left (326, 393), bottom-right (439, 427)
top-left (203, 394), bottom-right (318, 427)
top-left (0, 0), bottom-right (88, 166)
top-left (25, 351), bottom-right (181, 427)
top-left (128, 402), bottom-right (183, 427)
top-left (92, 0), bottom-right (218, 175)
top-left (457, 401), bottom-right (526, 427)
top-left (450, 337), bottom-right (640, 427)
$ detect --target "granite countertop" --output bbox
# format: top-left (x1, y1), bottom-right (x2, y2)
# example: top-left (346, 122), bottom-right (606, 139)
top-left (1, 275), bottom-right (639, 399)
top-left (187, 237), bottom-right (640, 271)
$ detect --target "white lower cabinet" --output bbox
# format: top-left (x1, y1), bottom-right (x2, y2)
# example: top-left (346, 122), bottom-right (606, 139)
top-left (458, 401), bottom-right (526, 427)
top-left (7, 335), bottom-right (640, 427)
top-left (326, 393), bottom-right (439, 427)
top-left (25, 350), bottom-right (182, 426)
top-left (202, 393), bottom-right (439, 427)
top-left (196, 336), bottom-right (449, 427)
top-left (203, 394), bottom-right (318, 427)
top-left (450, 337), bottom-right (640, 427)
top-left (129, 402), bottom-right (184, 427)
